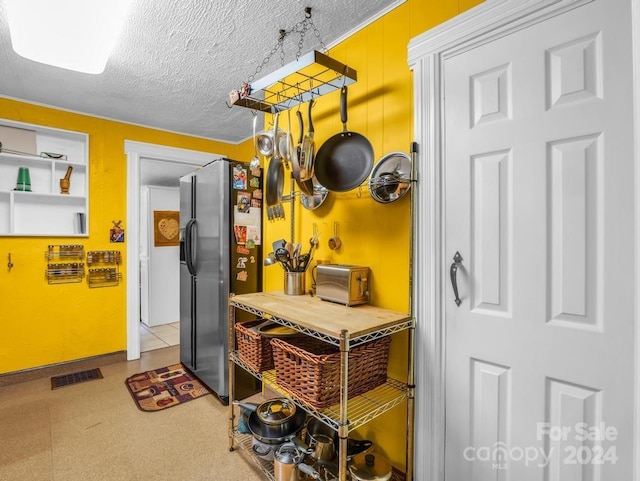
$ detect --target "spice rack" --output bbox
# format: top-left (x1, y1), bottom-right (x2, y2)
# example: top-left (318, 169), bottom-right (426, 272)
top-left (86, 250), bottom-right (121, 266)
top-left (45, 244), bottom-right (85, 284)
top-left (46, 263), bottom-right (85, 284)
top-left (45, 244), bottom-right (85, 261)
top-left (87, 268), bottom-right (122, 288)
top-left (227, 291), bottom-right (415, 481)
top-left (86, 250), bottom-right (122, 287)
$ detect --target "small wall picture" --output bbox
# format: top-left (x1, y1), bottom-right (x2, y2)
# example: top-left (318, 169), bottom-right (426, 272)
top-left (110, 220), bottom-right (125, 243)
top-left (154, 211), bottom-right (180, 247)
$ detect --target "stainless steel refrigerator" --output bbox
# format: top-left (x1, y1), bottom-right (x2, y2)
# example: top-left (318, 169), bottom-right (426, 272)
top-left (179, 158), bottom-right (262, 402)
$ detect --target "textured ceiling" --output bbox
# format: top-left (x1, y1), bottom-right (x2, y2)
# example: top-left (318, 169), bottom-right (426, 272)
top-left (0, 0), bottom-right (402, 144)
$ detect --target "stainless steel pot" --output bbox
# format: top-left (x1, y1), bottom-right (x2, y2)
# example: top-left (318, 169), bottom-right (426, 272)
top-left (274, 442), bottom-right (303, 481)
top-left (237, 398), bottom-right (307, 447)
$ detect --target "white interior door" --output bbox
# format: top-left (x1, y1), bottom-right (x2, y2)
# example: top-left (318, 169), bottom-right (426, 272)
top-left (443, 1), bottom-right (635, 479)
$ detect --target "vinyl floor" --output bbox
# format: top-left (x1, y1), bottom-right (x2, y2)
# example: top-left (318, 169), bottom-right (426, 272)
top-left (0, 345), bottom-right (263, 481)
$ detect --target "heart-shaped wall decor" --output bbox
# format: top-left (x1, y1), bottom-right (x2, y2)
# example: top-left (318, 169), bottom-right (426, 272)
top-left (158, 218), bottom-right (179, 240)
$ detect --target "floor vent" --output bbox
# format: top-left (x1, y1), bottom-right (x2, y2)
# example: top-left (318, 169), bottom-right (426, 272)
top-left (51, 368), bottom-right (103, 390)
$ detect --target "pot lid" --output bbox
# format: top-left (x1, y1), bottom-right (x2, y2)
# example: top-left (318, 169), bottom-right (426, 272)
top-left (368, 152), bottom-right (411, 204)
top-left (349, 453), bottom-right (392, 481)
top-left (256, 398), bottom-right (297, 425)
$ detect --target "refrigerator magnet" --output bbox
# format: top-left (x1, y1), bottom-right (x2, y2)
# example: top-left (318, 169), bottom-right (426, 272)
top-left (236, 245), bottom-right (250, 255)
top-left (233, 165), bottom-right (247, 190)
top-left (249, 255), bottom-right (256, 263)
top-left (250, 165), bottom-right (261, 177)
top-left (253, 189), bottom-right (263, 200)
top-left (236, 270), bottom-right (248, 282)
top-left (249, 176), bottom-right (260, 188)
top-left (251, 198), bottom-right (261, 208)
top-left (237, 192), bottom-right (251, 213)
top-left (236, 257), bottom-right (248, 269)
top-left (246, 225), bottom-right (261, 246)
top-left (234, 225), bottom-right (247, 244)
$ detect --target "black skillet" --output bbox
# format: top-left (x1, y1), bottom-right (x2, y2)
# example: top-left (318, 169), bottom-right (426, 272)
top-left (314, 86), bottom-right (374, 192)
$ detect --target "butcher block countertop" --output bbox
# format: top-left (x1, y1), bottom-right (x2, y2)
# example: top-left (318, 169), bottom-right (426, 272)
top-left (229, 291), bottom-right (411, 341)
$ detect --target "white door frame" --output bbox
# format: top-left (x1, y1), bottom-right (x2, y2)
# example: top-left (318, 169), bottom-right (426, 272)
top-left (407, 0), bottom-right (640, 479)
top-left (124, 140), bottom-right (220, 361)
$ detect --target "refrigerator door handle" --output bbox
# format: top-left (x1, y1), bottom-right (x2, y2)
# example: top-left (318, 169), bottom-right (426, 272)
top-left (185, 218), bottom-right (198, 276)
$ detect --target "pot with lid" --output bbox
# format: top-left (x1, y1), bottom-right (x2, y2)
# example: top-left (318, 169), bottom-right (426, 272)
top-left (349, 452), bottom-right (392, 481)
top-left (236, 398), bottom-right (307, 460)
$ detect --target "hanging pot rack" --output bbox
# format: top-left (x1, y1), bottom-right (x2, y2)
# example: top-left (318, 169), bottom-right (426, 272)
top-left (228, 8), bottom-right (357, 114)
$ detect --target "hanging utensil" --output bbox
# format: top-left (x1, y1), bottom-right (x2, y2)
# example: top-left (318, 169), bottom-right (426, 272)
top-left (249, 113), bottom-right (261, 170)
top-left (266, 112), bottom-right (285, 206)
top-left (278, 109), bottom-right (294, 168)
top-left (299, 99), bottom-right (315, 181)
top-left (291, 110), bottom-right (314, 195)
top-left (314, 86), bottom-right (374, 192)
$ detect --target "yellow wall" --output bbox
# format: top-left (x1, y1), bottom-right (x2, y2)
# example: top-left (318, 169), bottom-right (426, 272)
top-left (258, 0), bottom-right (484, 471)
top-left (0, 97), bottom-right (247, 374)
top-left (0, 0), bottom-right (483, 471)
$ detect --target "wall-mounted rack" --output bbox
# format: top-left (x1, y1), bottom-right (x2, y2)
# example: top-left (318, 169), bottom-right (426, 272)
top-left (45, 244), bottom-right (85, 261)
top-left (87, 250), bottom-right (121, 266)
top-left (231, 50), bottom-right (357, 114)
top-left (87, 268), bottom-right (122, 288)
top-left (46, 263), bottom-right (85, 284)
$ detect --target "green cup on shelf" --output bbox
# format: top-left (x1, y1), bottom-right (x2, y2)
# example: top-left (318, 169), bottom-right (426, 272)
top-left (15, 167), bottom-right (31, 192)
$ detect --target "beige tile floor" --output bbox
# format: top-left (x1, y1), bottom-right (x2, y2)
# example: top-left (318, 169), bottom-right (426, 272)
top-left (140, 322), bottom-right (180, 352)
top-left (0, 346), bottom-right (263, 481)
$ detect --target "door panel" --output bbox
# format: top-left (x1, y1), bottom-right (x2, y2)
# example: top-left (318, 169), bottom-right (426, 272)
top-left (443, 1), bottom-right (634, 479)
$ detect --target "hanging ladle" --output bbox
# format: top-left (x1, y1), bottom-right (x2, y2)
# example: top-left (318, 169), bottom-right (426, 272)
top-left (328, 221), bottom-right (341, 250)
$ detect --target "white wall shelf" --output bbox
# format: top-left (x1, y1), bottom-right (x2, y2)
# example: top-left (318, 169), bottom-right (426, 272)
top-left (0, 119), bottom-right (89, 237)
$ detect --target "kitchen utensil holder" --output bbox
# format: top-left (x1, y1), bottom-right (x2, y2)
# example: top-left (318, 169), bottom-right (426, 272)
top-left (45, 263), bottom-right (85, 284)
top-left (284, 271), bottom-right (305, 295)
top-left (234, 319), bottom-right (274, 373)
top-left (270, 335), bottom-right (391, 410)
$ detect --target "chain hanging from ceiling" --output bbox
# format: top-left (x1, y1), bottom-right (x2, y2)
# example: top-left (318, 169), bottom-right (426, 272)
top-left (227, 6), bottom-right (357, 113)
top-left (246, 7), bottom-right (328, 86)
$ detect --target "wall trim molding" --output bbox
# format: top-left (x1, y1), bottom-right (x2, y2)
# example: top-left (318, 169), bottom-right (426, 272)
top-left (407, 0), bottom-right (621, 479)
top-left (0, 351), bottom-right (127, 387)
top-left (124, 140), bottom-right (220, 361)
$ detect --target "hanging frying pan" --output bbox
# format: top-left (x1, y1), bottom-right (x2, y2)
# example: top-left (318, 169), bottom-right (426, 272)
top-left (314, 86), bottom-right (374, 192)
top-left (299, 99), bottom-right (315, 181)
top-left (266, 112), bottom-right (284, 206)
top-left (291, 110), bottom-right (314, 195)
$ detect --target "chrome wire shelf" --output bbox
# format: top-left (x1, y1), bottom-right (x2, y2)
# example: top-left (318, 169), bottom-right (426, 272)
top-left (228, 351), bottom-right (408, 432)
top-left (233, 432), bottom-right (275, 481)
top-left (231, 50), bottom-right (356, 114)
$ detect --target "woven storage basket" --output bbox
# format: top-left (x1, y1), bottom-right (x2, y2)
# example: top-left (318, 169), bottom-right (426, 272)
top-left (234, 319), bottom-right (274, 372)
top-left (270, 335), bottom-right (391, 410)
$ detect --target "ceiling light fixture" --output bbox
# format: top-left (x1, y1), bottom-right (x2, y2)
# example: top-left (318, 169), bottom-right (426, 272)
top-left (5, 0), bottom-right (131, 74)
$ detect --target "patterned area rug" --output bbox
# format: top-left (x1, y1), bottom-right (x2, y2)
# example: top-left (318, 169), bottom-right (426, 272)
top-left (125, 363), bottom-right (210, 412)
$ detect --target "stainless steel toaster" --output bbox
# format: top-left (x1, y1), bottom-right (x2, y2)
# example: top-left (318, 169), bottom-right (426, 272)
top-left (315, 264), bottom-right (370, 306)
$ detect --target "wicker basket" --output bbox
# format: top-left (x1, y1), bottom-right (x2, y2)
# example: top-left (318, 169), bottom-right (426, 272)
top-left (234, 319), bottom-right (274, 372)
top-left (270, 335), bottom-right (391, 410)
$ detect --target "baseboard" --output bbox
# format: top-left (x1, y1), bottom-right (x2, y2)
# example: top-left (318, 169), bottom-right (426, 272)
top-left (0, 351), bottom-right (127, 387)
